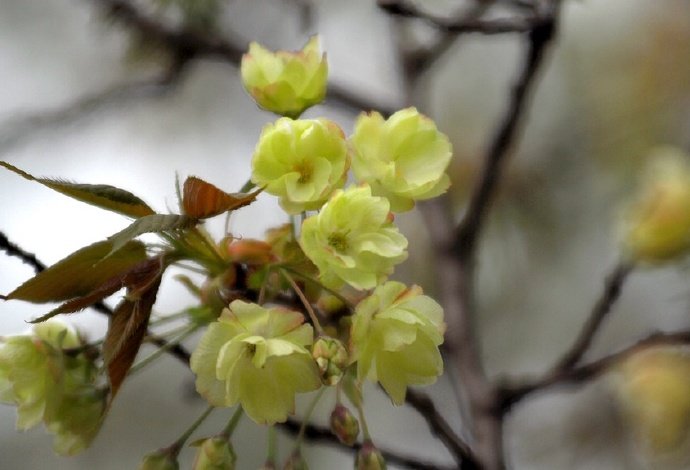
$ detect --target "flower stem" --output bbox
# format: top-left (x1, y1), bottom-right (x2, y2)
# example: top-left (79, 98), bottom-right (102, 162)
top-left (354, 387), bottom-right (371, 440)
top-left (221, 406), bottom-right (244, 438)
top-left (129, 324), bottom-right (198, 375)
top-left (266, 425), bottom-right (278, 464)
top-left (281, 266), bottom-right (356, 310)
top-left (170, 405), bottom-right (215, 456)
top-left (280, 268), bottom-right (324, 335)
top-left (295, 387), bottom-right (326, 450)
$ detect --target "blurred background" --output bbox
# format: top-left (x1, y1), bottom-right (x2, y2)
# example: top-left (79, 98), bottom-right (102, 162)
top-left (1, 0), bottom-right (690, 468)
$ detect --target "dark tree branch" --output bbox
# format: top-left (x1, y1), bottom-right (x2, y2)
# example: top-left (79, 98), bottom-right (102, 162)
top-left (406, 389), bottom-right (481, 469)
top-left (550, 262), bottom-right (633, 372)
top-left (502, 329), bottom-right (690, 405)
top-left (416, 3), bottom-right (560, 468)
top-left (378, 0), bottom-right (545, 35)
top-left (281, 419), bottom-right (456, 470)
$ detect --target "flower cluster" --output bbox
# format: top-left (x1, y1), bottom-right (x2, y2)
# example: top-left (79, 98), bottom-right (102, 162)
top-left (0, 320), bottom-right (104, 455)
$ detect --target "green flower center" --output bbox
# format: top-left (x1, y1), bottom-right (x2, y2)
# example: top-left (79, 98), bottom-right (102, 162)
top-left (295, 161), bottom-right (313, 184)
top-left (327, 232), bottom-right (349, 252)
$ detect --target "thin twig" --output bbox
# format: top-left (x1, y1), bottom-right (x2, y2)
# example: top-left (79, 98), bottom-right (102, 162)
top-left (405, 389), bottom-right (481, 469)
top-left (502, 329), bottom-right (690, 404)
top-left (550, 262), bottom-right (633, 372)
top-left (378, 0), bottom-right (544, 35)
top-left (280, 419), bottom-right (456, 470)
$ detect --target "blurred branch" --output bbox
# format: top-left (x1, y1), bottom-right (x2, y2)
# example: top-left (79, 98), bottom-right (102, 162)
top-left (281, 419), bottom-right (457, 470)
top-left (502, 329), bottom-right (690, 405)
top-left (377, 0), bottom-right (546, 34)
top-left (0, 64), bottom-right (185, 155)
top-left (405, 389), bottom-right (481, 469)
top-left (0, 230), bottom-right (192, 366)
top-left (550, 261), bottom-right (633, 371)
top-left (412, 2), bottom-right (560, 468)
top-left (96, 0), bottom-right (397, 115)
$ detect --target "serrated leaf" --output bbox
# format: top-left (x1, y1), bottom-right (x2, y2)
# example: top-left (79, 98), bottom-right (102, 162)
top-left (5, 240), bottom-right (147, 303)
top-left (103, 266), bottom-right (163, 400)
top-left (29, 257), bottom-right (165, 323)
top-left (0, 161), bottom-right (155, 218)
top-left (182, 176), bottom-right (261, 219)
top-left (106, 214), bottom-right (197, 258)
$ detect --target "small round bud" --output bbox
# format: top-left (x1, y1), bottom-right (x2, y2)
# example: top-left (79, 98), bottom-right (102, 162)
top-left (312, 336), bottom-right (349, 386)
top-left (192, 436), bottom-right (236, 470)
top-left (329, 404), bottom-right (359, 446)
top-left (283, 450), bottom-right (309, 470)
top-left (138, 449), bottom-right (179, 470)
top-left (355, 440), bottom-right (386, 470)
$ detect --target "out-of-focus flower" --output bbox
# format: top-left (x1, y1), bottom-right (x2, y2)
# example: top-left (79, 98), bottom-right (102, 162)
top-left (350, 108), bottom-right (452, 212)
top-left (622, 147), bottom-right (690, 263)
top-left (251, 118), bottom-right (350, 214)
top-left (283, 450), bottom-right (309, 470)
top-left (299, 185), bottom-right (408, 290)
top-left (330, 404), bottom-right (359, 446)
top-left (192, 436), bottom-right (236, 470)
top-left (241, 36), bottom-right (328, 118)
top-left (350, 282), bottom-right (445, 404)
top-left (191, 300), bottom-right (321, 424)
top-left (614, 347), bottom-right (690, 455)
top-left (0, 320), bottom-right (105, 455)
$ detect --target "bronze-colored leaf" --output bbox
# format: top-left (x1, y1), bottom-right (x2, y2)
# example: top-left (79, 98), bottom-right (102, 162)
top-left (103, 268), bottom-right (163, 400)
top-left (0, 161), bottom-right (155, 218)
top-left (5, 240), bottom-right (147, 303)
top-left (182, 176), bottom-right (261, 219)
top-left (29, 257), bottom-right (165, 323)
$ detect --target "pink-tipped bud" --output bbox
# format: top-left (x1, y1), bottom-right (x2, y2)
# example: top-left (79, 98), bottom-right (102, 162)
top-left (330, 404), bottom-right (360, 446)
top-left (283, 450), bottom-right (309, 470)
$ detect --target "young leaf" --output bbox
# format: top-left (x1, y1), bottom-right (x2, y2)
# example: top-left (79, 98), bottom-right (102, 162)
top-left (106, 214), bottom-right (197, 257)
top-left (0, 161), bottom-right (155, 218)
top-left (182, 176), bottom-right (261, 219)
top-left (28, 257), bottom-right (165, 323)
top-left (4, 240), bottom-right (147, 303)
top-left (104, 276), bottom-right (161, 400)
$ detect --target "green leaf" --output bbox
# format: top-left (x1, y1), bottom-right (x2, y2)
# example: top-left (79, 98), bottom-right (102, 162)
top-left (106, 214), bottom-right (197, 257)
top-left (5, 240), bottom-right (147, 303)
top-left (0, 161), bottom-right (155, 218)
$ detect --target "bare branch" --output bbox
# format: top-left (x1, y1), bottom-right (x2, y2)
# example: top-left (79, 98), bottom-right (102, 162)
top-left (377, 0), bottom-right (545, 35)
top-left (281, 419), bottom-right (457, 470)
top-left (502, 330), bottom-right (690, 405)
top-left (551, 262), bottom-right (633, 372)
top-left (405, 389), bottom-right (481, 469)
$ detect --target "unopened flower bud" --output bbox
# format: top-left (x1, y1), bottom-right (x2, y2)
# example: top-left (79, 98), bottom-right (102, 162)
top-left (283, 450), bottom-right (309, 470)
top-left (329, 404), bottom-right (359, 446)
top-left (225, 239), bottom-right (274, 266)
top-left (138, 449), bottom-right (179, 470)
top-left (355, 440), bottom-right (386, 470)
top-left (241, 36), bottom-right (328, 118)
top-left (192, 436), bottom-right (236, 470)
top-left (312, 336), bottom-right (349, 386)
